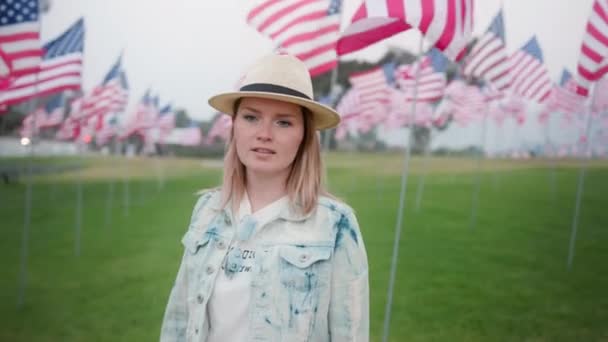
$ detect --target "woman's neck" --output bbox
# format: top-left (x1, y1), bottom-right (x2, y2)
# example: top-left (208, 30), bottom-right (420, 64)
top-left (245, 170), bottom-right (288, 213)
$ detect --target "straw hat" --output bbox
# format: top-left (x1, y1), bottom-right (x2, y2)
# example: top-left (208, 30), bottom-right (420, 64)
top-left (208, 54), bottom-right (340, 130)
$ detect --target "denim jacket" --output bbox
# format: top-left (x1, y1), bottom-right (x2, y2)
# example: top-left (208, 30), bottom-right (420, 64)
top-left (160, 190), bottom-right (369, 342)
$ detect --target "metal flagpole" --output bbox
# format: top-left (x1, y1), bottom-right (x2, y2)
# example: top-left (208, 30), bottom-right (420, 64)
top-left (104, 137), bottom-right (117, 228)
top-left (382, 35), bottom-right (424, 342)
top-left (470, 107), bottom-right (489, 229)
top-left (74, 129), bottom-right (83, 257)
top-left (414, 129), bottom-right (434, 211)
top-left (17, 99), bottom-right (39, 309)
top-left (544, 111), bottom-right (557, 201)
top-left (492, 115), bottom-right (503, 191)
top-left (123, 141), bottom-right (130, 217)
top-left (567, 88), bottom-right (598, 270)
top-left (17, 2), bottom-right (44, 305)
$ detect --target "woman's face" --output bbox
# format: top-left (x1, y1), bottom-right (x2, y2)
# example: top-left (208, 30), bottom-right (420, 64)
top-left (233, 97), bottom-right (305, 179)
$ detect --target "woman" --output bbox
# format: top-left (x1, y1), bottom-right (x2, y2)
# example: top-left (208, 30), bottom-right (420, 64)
top-left (160, 54), bottom-right (369, 342)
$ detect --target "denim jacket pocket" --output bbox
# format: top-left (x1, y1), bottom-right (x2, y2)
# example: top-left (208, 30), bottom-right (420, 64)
top-left (181, 229), bottom-right (212, 255)
top-left (276, 245), bottom-right (332, 341)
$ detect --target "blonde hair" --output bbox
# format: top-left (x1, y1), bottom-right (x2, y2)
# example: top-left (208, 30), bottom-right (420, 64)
top-left (220, 99), bottom-right (327, 215)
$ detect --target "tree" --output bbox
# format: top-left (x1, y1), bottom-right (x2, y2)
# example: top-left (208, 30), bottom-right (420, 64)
top-left (173, 109), bottom-right (191, 128)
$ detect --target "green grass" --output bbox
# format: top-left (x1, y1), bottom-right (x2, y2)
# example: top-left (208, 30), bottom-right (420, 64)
top-left (1, 155), bottom-right (607, 341)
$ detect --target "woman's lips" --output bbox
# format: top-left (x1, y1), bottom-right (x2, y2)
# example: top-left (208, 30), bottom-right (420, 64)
top-left (251, 147), bottom-right (276, 154)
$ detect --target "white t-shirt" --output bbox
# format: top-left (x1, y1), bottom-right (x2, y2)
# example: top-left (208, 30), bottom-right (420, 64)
top-left (206, 193), bottom-right (288, 342)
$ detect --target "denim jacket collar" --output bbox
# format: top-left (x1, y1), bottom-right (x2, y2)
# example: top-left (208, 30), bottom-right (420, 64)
top-left (207, 191), bottom-right (313, 224)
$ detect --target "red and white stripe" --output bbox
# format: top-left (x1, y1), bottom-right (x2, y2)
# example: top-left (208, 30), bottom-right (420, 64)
top-left (462, 12), bottom-right (510, 91)
top-left (394, 57), bottom-right (446, 102)
top-left (0, 16), bottom-right (41, 79)
top-left (337, 0), bottom-right (474, 61)
top-left (576, 0), bottom-right (608, 96)
top-left (205, 114), bottom-right (232, 145)
top-left (349, 67), bottom-right (391, 105)
top-left (247, 0), bottom-right (341, 76)
top-left (0, 53), bottom-right (82, 106)
top-left (78, 80), bottom-right (128, 120)
top-left (509, 50), bottom-right (552, 104)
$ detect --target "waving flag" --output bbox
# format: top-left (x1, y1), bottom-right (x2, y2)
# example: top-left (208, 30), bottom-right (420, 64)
top-left (119, 90), bottom-right (158, 141)
top-left (156, 103), bottom-right (175, 143)
top-left (0, 46), bottom-right (11, 89)
top-left (395, 48), bottom-right (448, 102)
top-left (337, 0), bottom-right (474, 61)
top-left (205, 114), bottom-right (232, 145)
top-left (592, 76), bottom-right (608, 113)
top-left (166, 121), bottom-right (202, 146)
top-left (463, 9), bottom-right (510, 91)
top-left (247, 0), bottom-right (342, 76)
top-left (509, 36), bottom-right (552, 103)
top-left (0, 0), bottom-right (41, 79)
top-left (542, 69), bottom-right (585, 119)
top-left (40, 94), bottom-right (64, 128)
top-left (576, 0), bottom-right (608, 96)
top-left (79, 55), bottom-right (129, 119)
top-left (1, 17), bottom-right (84, 106)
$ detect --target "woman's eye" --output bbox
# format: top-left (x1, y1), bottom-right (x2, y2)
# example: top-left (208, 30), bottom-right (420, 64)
top-left (242, 114), bottom-right (257, 122)
top-left (276, 120), bottom-right (292, 127)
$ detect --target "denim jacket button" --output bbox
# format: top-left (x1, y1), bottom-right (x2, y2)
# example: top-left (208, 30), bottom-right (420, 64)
top-left (299, 254), bottom-right (309, 262)
top-left (205, 265), bottom-right (215, 275)
top-left (216, 241), bottom-right (226, 250)
top-left (197, 294), bottom-right (204, 304)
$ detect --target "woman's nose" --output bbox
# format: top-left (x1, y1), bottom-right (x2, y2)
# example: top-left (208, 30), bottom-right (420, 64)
top-left (256, 120), bottom-right (273, 141)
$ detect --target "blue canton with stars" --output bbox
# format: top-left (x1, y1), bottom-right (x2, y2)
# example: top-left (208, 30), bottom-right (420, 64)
top-left (0, 0), bottom-right (38, 27)
top-left (327, 0), bottom-right (341, 15)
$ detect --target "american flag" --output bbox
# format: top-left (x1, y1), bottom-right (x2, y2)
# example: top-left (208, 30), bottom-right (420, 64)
top-left (444, 79), bottom-right (487, 126)
top-left (39, 94), bottom-right (64, 127)
top-left (78, 56), bottom-right (129, 120)
top-left (94, 114), bottom-right (120, 146)
top-left (576, 0), bottom-right (608, 96)
top-left (509, 36), bottom-right (552, 103)
top-left (337, 0), bottom-right (474, 61)
top-left (156, 103), bottom-right (175, 143)
top-left (165, 122), bottom-right (202, 146)
top-left (55, 115), bottom-right (80, 140)
top-left (336, 86), bottom-right (361, 117)
top-left (501, 94), bottom-right (527, 125)
top-left (542, 69), bottom-right (585, 120)
top-left (1, 17), bottom-right (84, 106)
top-left (395, 48), bottom-right (448, 102)
top-left (348, 64), bottom-right (393, 126)
top-left (0, 0), bottom-right (42, 80)
top-left (592, 76), bottom-right (608, 113)
top-left (205, 113), bottom-right (232, 145)
top-left (119, 90), bottom-right (157, 141)
top-left (19, 106), bottom-right (45, 137)
top-left (463, 9), bottom-right (510, 91)
top-left (247, 0), bottom-right (342, 77)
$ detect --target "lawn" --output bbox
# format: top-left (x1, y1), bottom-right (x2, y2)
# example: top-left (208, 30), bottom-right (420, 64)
top-left (1, 154), bottom-right (607, 341)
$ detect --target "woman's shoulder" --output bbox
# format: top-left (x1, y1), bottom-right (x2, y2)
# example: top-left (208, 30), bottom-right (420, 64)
top-left (316, 195), bottom-right (356, 219)
top-left (190, 187), bottom-right (222, 218)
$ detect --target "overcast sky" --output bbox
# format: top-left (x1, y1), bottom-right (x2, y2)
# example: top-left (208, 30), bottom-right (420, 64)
top-left (41, 0), bottom-right (602, 151)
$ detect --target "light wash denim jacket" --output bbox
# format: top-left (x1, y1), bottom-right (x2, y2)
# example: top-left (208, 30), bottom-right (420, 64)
top-left (160, 190), bottom-right (369, 342)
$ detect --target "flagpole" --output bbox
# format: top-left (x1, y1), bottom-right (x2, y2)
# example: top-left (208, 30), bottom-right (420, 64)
top-left (74, 124), bottom-right (84, 257)
top-left (17, 2), bottom-right (44, 307)
top-left (104, 136), bottom-right (116, 228)
top-left (17, 99), bottom-right (39, 309)
top-left (544, 111), bottom-right (557, 201)
top-left (382, 34), bottom-right (424, 342)
top-left (470, 105), bottom-right (489, 229)
top-left (567, 87), bottom-right (598, 270)
top-left (123, 139), bottom-right (130, 217)
top-left (414, 128), bottom-right (433, 211)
